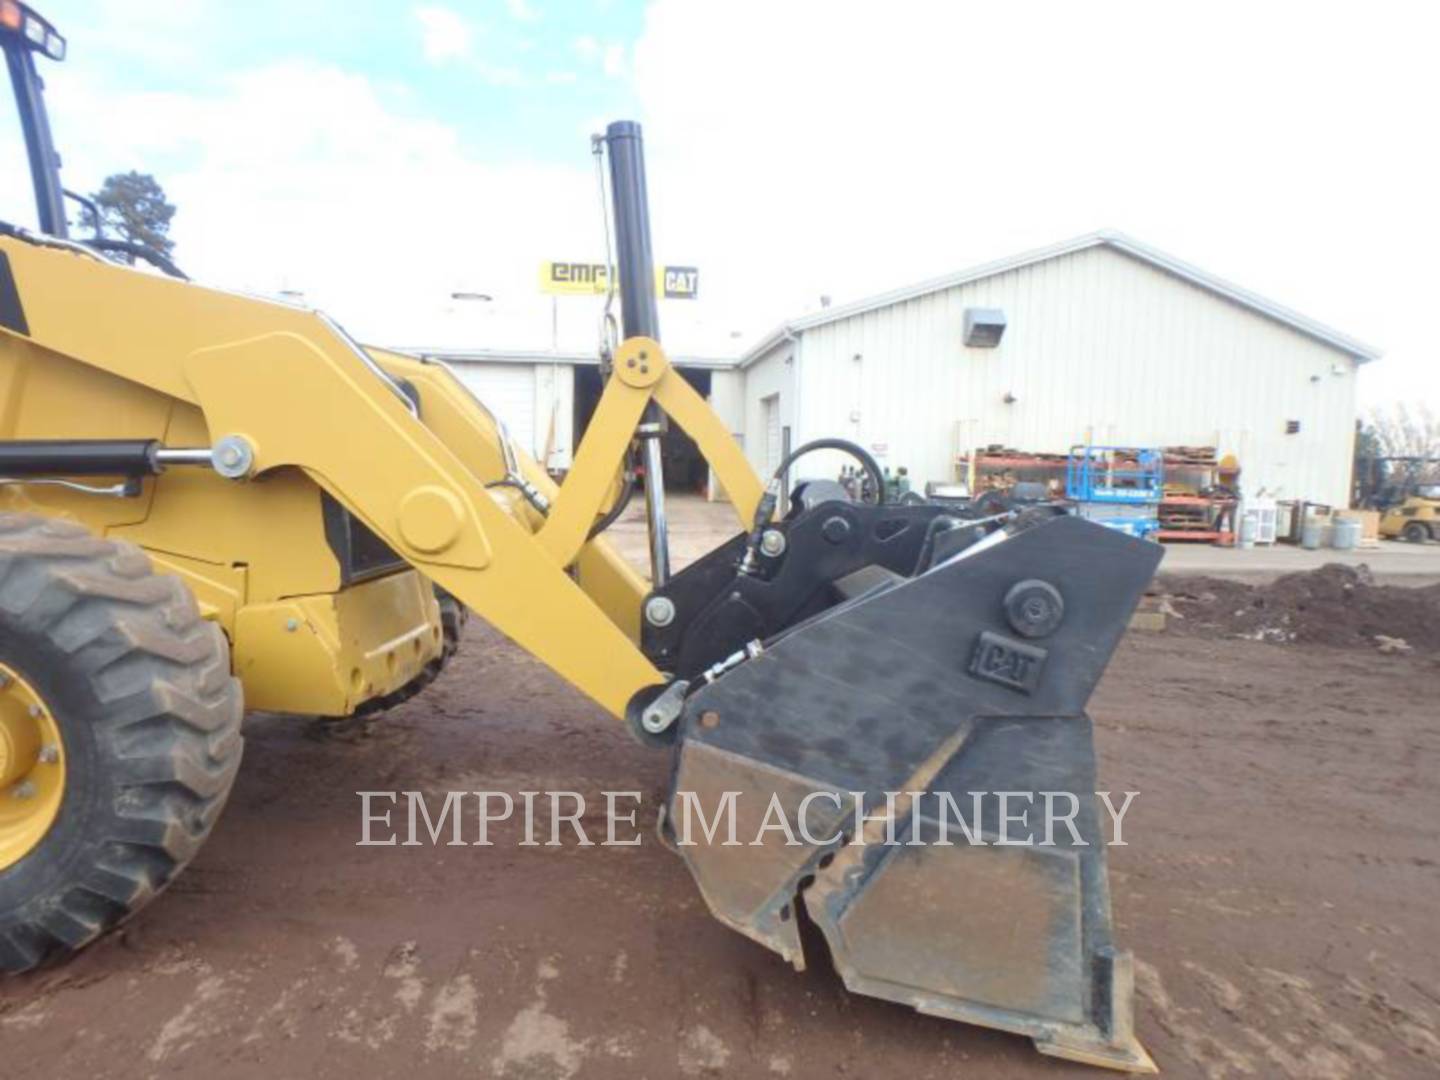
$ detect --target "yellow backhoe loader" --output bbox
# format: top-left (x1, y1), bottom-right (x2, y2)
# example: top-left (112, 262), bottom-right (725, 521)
top-left (0, 7), bottom-right (1159, 1070)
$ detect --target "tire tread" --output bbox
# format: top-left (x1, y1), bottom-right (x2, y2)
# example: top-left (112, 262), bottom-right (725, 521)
top-left (0, 513), bottom-right (243, 973)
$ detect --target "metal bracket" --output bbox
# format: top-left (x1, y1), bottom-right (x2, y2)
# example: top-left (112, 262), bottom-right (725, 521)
top-left (640, 679), bottom-right (690, 735)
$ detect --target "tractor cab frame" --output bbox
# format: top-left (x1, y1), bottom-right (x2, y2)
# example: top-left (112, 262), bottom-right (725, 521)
top-left (2, 1), bottom-right (66, 237)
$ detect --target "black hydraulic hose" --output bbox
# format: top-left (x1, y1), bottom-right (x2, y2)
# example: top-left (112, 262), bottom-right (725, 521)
top-left (587, 467), bottom-right (636, 540)
top-left (484, 462), bottom-right (634, 541)
top-left (771, 437), bottom-right (887, 505)
top-left (738, 437), bottom-right (888, 576)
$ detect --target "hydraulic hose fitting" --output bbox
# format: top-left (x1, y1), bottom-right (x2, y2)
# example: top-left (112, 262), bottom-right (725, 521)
top-left (739, 478), bottom-right (782, 576)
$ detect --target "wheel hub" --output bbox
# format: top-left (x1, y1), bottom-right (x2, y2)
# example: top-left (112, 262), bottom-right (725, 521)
top-left (0, 663), bottom-right (66, 870)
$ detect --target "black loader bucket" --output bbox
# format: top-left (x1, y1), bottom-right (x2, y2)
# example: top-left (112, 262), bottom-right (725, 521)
top-left (662, 513), bottom-right (1161, 1071)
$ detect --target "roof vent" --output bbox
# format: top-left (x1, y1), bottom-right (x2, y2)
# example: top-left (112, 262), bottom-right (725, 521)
top-left (964, 307), bottom-right (1007, 348)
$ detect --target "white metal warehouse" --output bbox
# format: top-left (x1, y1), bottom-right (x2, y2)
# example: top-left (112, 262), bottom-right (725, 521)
top-left (738, 232), bottom-right (1379, 507)
top-left (418, 231), bottom-right (1378, 510)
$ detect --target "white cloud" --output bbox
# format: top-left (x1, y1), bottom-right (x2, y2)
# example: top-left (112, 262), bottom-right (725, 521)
top-left (28, 0), bottom-right (1440, 412)
top-left (475, 62), bottom-right (527, 87)
top-left (573, 36), bottom-right (628, 81)
top-left (46, 62), bottom-right (609, 349)
top-left (601, 43), bottom-right (627, 79)
top-left (505, 0), bottom-right (541, 23)
top-left (629, 0), bottom-right (1440, 406)
top-left (415, 5), bottom-right (474, 64)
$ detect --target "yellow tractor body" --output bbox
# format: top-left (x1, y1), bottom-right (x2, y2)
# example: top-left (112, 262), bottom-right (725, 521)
top-left (1, 317), bottom-right (446, 715)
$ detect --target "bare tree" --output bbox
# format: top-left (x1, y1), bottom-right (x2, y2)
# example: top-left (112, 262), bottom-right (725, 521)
top-left (1365, 403), bottom-right (1440, 486)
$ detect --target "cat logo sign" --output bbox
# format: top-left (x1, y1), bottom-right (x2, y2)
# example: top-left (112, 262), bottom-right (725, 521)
top-left (539, 262), bottom-right (699, 299)
top-left (660, 265), bottom-right (698, 299)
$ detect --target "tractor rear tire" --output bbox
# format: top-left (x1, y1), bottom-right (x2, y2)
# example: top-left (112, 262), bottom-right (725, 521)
top-left (0, 514), bottom-right (243, 974)
top-left (1402, 522), bottom-right (1431, 544)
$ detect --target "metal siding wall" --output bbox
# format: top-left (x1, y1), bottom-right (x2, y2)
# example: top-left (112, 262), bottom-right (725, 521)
top-left (706, 368), bottom-right (746, 502)
top-left (533, 360), bottom-right (575, 471)
top-left (449, 360), bottom-right (575, 470)
top-left (451, 362), bottom-right (539, 459)
top-left (740, 343), bottom-right (796, 477)
top-left (790, 247), bottom-right (1358, 504)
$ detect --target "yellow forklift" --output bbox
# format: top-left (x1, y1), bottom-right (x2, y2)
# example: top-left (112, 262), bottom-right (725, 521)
top-left (1379, 490), bottom-right (1439, 543)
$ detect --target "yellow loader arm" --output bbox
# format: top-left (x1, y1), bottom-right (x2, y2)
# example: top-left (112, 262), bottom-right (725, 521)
top-left (0, 236), bottom-right (758, 722)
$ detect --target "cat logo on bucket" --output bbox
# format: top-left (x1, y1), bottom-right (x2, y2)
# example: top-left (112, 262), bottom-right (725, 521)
top-left (538, 262), bottom-right (699, 299)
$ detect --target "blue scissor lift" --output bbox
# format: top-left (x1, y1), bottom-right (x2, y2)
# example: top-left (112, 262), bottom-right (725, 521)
top-left (1065, 445), bottom-right (1163, 539)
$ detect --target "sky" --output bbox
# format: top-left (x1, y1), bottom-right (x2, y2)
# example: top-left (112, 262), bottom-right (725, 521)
top-left (2, 0), bottom-right (1437, 411)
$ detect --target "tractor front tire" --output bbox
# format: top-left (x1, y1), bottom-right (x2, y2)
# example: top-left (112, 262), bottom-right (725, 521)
top-left (1402, 521), bottom-right (1431, 544)
top-left (0, 514), bottom-right (242, 974)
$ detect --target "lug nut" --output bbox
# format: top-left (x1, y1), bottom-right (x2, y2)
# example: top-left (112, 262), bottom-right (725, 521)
top-left (28, 703), bottom-right (43, 718)
top-left (38, 744), bottom-right (59, 765)
top-left (13, 780), bottom-right (36, 800)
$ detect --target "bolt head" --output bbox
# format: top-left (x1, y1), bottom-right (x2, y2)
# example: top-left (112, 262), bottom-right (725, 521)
top-left (759, 528), bottom-right (787, 558)
top-left (27, 703), bottom-right (42, 719)
top-left (644, 596), bottom-right (676, 628)
top-left (212, 436), bottom-right (255, 479)
top-left (285, 618), bottom-right (300, 632)
top-left (699, 710), bottom-right (721, 729)
top-left (38, 744), bottom-right (59, 765)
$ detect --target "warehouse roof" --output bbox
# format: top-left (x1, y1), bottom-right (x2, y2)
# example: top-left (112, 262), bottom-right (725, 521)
top-left (740, 230), bottom-right (1382, 366)
top-left (405, 347), bottom-right (738, 370)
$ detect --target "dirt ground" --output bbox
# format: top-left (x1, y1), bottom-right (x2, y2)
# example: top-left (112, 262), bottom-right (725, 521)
top-left (2, 571), bottom-right (1439, 1077)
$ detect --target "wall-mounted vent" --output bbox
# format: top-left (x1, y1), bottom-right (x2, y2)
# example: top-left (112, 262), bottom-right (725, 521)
top-left (963, 307), bottom-right (1007, 347)
top-left (1285, 419), bottom-right (1301, 435)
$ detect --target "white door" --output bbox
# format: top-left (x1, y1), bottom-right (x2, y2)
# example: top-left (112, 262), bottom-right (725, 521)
top-left (762, 394), bottom-right (782, 475)
top-left (454, 364), bottom-right (537, 458)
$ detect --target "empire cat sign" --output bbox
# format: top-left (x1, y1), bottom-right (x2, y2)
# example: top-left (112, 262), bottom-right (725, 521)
top-left (539, 262), bottom-right (699, 299)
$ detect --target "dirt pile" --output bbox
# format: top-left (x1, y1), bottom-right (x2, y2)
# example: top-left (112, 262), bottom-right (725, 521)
top-left (1152, 563), bottom-right (1440, 650)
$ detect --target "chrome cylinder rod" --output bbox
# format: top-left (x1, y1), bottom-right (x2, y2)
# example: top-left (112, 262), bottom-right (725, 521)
top-left (642, 431), bottom-right (670, 586)
top-left (606, 119), bottom-right (670, 586)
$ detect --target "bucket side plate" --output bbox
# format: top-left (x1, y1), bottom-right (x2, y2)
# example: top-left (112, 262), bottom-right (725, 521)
top-left (666, 515), bottom-right (1160, 1071)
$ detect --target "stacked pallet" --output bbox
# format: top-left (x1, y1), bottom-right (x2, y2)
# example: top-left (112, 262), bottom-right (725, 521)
top-left (1162, 445), bottom-right (1218, 466)
top-left (1158, 446), bottom-right (1234, 542)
